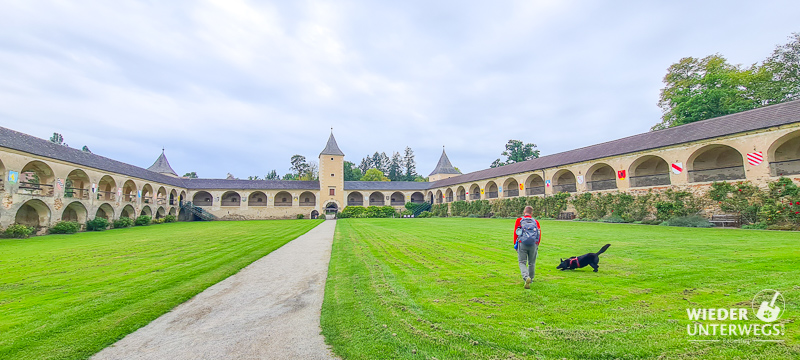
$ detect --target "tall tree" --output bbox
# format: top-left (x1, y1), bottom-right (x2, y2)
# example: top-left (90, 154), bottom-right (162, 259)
top-left (290, 155), bottom-right (309, 178)
top-left (343, 161), bottom-right (362, 181)
top-left (388, 152), bottom-right (403, 181)
top-left (300, 161), bottom-right (319, 181)
top-left (358, 157), bottom-right (371, 175)
top-left (248, 175), bottom-right (261, 180)
top-left (283, 173), bottom-right (298, 180)
top-left (265, 170), bottom-right (280, 180)
top-left (361, 168), bottom-right (390, 181)
top-left (403, 146), bottom-right (417, 181)
top-left (183, 172), bottom-right (198, 178)
top-left (491, 140), bottom-right (540, 167)
top-left (50, 132), bottom-right (65, 146)
top-left (754, 33), bottom-right (800, 105)
top-left (371, 152), bottom-right (384, 172)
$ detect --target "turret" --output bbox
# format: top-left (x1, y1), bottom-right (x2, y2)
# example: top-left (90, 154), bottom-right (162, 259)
top-left (147, 149), bottom-right (179, 177)
top-left (428, 146), bottom-right (461, 182)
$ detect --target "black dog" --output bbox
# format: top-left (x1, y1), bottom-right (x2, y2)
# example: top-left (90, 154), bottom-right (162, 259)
top-left (556, 244), bottom-right (610, 272)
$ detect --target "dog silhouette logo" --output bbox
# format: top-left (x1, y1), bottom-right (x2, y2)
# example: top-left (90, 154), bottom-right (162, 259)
top-left (752, 289), bottom-right (784, 323)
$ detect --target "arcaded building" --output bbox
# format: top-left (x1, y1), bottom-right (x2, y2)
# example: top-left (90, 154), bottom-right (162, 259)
top-left (1, 99), bottom-right (799, 233)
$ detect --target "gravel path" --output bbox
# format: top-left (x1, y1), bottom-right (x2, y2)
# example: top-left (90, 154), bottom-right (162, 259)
top-left (92, 220), bottom-right (337, 360)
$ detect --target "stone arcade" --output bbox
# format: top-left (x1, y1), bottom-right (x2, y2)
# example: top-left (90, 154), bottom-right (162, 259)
top-left (1, 100), bottom-right (799, 233)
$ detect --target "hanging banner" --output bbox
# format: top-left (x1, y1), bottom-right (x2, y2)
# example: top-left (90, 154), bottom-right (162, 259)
top-left (480, 188), bottom-right (485, 194)
top-left (91, 183), bottom-right (97, 193)
top-left (519, 183), bottom-right (524, 191)
top-left (576, 175), bottom-right (584, 184)
top-left (747, 151), bottom-right (764, 166)
top-left (617, 170), bottom-right (626, 180)
top-left (7, 171), bottom-right (18, 184)
top-left (138, 190), bottom-right (142, 198)
top-left (545, 180), bottom-right (551, 188)
top-left (117, 188), bottom-right (122, 198)
top-left (56, 178), bottom-right (63, 191)
top-left (671, 162), bottom-right (683, 175)
top-left (498, 186), bottom-right (503, 193)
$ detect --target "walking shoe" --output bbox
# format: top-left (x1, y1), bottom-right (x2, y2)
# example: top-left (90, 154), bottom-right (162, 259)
top-left (524, 277), bottom-right (532, 289)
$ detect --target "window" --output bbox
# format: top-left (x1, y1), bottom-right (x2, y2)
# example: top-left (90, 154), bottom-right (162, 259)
top-left (304, 197), bottom-right (309, 202)
top-left (331, 157), bottom-right (334, 160)
top-left (282, 197), bottom-right (287, 202)
top-left (329, 189), bottom-right (335, 196)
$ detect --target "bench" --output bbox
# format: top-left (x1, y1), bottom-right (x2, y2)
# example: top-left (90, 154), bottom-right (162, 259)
top-left (709, 214), bottom-right (741, 227)
top-left (557, 212), bottom-right (575, 220)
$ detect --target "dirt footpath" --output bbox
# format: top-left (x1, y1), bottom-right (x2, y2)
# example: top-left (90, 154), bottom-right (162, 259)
top-left (92, 220), bottom-right (337, 360)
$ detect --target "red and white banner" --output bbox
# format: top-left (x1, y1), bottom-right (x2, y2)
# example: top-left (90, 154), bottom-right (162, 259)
top-left (746, 151), bottom-right (764, 166)
top-left (671, 162), bottom-right (683, 175)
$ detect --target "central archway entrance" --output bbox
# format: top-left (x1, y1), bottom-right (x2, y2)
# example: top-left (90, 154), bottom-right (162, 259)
top-left (324, 202), bottom-right (339, 216)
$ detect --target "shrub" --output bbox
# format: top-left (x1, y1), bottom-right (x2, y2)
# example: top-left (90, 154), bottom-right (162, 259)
top-left (641, 219), bottom-right (663, 225)
top-left (339, 206), bottom-right (397, 218)
top-left (86, 217), bottom-right (110, 231)
top-left (401, 210), bottom-right (412, 216)
top-left (655, 189), bottom-right (703, 221)
top-left (742, 222), bottom-right (768, 230)
top-left (467, 214), bottom-right (480, 218)
top-left (164, 215), bottom-right (177, 223)
top-left (431, 203), bottom-right (449, 217)
top-left (50, 221), bottom-right (80, 234)
top-left (4, 224), bottom-right (34, 238)
top-left (113, 217), bottom-right (134, 228)
top-left (418, 211), bottom-right (432, 218)
top-left (296, 214), bottom-right (305, 219)
top-left (152, 218), bottom-right (165, 224)
top-left (135, 215), bottom-right (152, 226)
top-left (663, 215), bottom-right (713, 228)
top-left (766, 224), bottom-right (796, 231)
top-left (600, 214), bottom-right (630, 223)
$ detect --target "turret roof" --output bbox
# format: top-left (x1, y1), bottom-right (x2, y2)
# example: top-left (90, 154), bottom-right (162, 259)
top-left (428, 148), bottom-right (461, 176)
top-left (147, 150), bottom-right (178, 176)
top-left (320, 132), bottom-right (345, 156)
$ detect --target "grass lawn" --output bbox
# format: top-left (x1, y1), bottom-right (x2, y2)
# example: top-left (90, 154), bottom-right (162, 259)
top-left (0, 219), bottom-right (322, 360)
top-left (322, 218), bottom-right (799, 359)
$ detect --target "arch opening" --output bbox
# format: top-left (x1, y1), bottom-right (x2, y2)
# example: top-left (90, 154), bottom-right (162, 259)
top-left (390, 192), bottom-right (405, 206)
top-left (221, 191), bottom-right (241, 207)
top-left (64, 169), bottom-right (91, 199)
top-left (168, 207), bottom-right (177, 216)
top-left (120, 205), bottom-right (136, 219)
top-left (156, 207), bottom-right (166, 219)
top-left (410, 192), bottom-right (425, 204)
top-left (169, 189), bottom-right (177, 206)
top-left (485, 181), bottom-right (498, 199)
top-left (19, 161), bottom-right (55, 197)
top-left (769, 130), bottom-right (800, 176)
top-left (156, 186), bottom-right (167, 205)
top-left (553, 170), bottom-right (577, 193)
top-left (347, 192), bottom-right (364, 206)
top-left (97, 175), bottom-right (116, 201)
top-left (445, 189), bottom-right (454, 202)
top-left (141, 184), bottom-right (154, 204)
top-left (249, 191), bottom-right (268, 207)
top-left (299, 191), bottom-right (316, 207)
top-left (629, 155), bottom-right (671, 187)
top-left (525, 174), bottom-right (545, 195)
top-left (311, 210), bottom-right (320, 219)
top-left (688, 145), bottom-right (745, 183)
top-left (141, 206), bottom-right (152, 217)
top-left (456, 186), bottom-right (466, 201)
top-left (275, 191), bottom-right (292, 207)
top-left (61, 201), bottom-right (88, 225)
top-left (192, 191), bottom-right (213, 206)
top-left (369, 192), bottom-right (385, 206)
top-left (586, 164), bottom-right (617, 191)
top-left (122, 180), bottom-right (137, 202)
top-left (435, 190), bottom-right (443, 204)
top-left (15, 199), bottom-right (51, 231)
top-left (469, 184), bottom-right (481, 200)
top-left (503, 178), bottom-right (519, 197)
top-left (96, 203), bottom-right (114, 220)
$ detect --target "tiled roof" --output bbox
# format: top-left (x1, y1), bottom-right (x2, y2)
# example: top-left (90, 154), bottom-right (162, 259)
top-left (147, 150), bottom-right (178, 176)
top-left (0, 126), bottom-right (186, 187)
top-left (430, 99), bottom-right (800, 188)
top-left (344, 181), bottom-right (430, 191)
top-left (183, 179), bottom-right (320, 190)
top-left (428, 148), bottom-right (461, 176)
top-left (320, 132), bottom-right (345, 156)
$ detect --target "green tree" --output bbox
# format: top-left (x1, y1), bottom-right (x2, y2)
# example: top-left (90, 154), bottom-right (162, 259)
top-left (754, 33), bottom-right (800, 106)
top-left (403, 146), bottom-right (417, 181)
top-left (299, 161), bottom-right (319, 181)
top-left (361, 168), bottom-right (390, 181)
top-left (290, 155), bottom-right (309, 178)
top-left (653, 55), bottom-right (757, 130)
top-left (358, 157), bottom-right (371, 175)
top-left (283, 173), bottom-right (298, 180)
top-left (265, 170), bottom-right (280, 180)
top-left (343, 161), bottom-right (362, 181)
top-left (183, 172), bottom-right (198, 178)
top-left (50, 132), bottom-right (65, 145)
top-left (248, 175), bottom-right (261, 180)
top-left (388, 152), bottom-right (403, 181)
top-left (491, 140), bottom-right (540, 167)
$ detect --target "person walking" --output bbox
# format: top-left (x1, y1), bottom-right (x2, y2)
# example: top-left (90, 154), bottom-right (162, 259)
top-left (514, 206), bottom-right (541, 289)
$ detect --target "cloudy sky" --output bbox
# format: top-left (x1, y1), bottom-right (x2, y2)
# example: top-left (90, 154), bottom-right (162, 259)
top-left (1, 1), bottom-right (798, 179)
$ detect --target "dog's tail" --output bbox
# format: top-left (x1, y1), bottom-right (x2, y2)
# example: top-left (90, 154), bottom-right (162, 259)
top-left (596, 244), bottom-right (611, 255)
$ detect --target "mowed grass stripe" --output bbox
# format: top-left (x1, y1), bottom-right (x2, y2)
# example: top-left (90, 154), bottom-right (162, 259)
top-left (321, 218), bottom-right (799, 359)
top-left (0, 219), bottom-right (323, 360)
